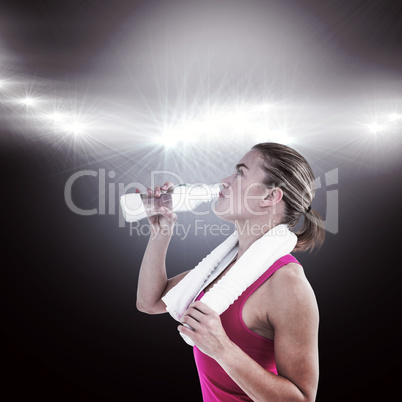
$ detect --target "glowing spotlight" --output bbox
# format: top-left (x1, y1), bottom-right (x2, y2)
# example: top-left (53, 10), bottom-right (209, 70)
top-left (367, 122), bottom-right (385, 134)
top-left (45, 111), bottom-right (66, 122)
top-left (159, 122), bottom-right (200, 147)
top-left (43, 106), bottom-right (94, 136)
top-left (157, 135), bottom-right (171, 148)
top-left (20, 96), bottom-right (37, 106)
top-left (258, 103), bottom-right (272, 112)
top-left (159, 129), bottom-right (184, 147)
top-left (256, 129), bottom-right (291, 145)
top-left (389, 113), bottom-right (402, 122)
top-left (281, 135), bottom-right (293, 145)
top-left (61, 119), bottom-right (86, 135)
top-left (273, 130), bottom-right (291, 144)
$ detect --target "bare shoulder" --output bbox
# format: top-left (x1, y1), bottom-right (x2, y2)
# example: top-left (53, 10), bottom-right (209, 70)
top-left (265, 263), bottom-right (319, 324)
top-left (267, 262), bottom-right (315, 297)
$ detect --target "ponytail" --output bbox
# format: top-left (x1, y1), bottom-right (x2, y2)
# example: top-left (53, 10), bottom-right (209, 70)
top-left (294, 208), bottom-right (325, 253)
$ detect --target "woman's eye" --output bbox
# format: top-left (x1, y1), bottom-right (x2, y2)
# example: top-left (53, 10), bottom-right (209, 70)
top-left (235, 169), bottom-right (243, 176)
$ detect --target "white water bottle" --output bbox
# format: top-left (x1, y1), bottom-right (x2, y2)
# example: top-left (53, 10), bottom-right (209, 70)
top-left (120, 183), bottom-right (224, 222)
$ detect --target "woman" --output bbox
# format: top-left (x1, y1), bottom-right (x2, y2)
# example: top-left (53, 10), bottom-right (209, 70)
top-left (136, 142), bottom-right (324, 401)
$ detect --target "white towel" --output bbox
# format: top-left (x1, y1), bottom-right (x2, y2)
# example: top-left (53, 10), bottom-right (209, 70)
top-left (162, 224), bottom-right (297, 346)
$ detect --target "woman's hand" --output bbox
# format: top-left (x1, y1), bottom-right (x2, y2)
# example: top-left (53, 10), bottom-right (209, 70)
top-left (178, 301), bottom-right (233, 360)
top-left (137, 181), bottom-right (178, 238)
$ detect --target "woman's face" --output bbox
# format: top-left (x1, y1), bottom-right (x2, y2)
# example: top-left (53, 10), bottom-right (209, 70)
top-left (214, 149), bottom-right (272, 222)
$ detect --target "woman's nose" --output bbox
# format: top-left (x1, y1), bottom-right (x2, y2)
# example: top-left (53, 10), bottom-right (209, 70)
top-left (220, 179), bottom-right (230, 189)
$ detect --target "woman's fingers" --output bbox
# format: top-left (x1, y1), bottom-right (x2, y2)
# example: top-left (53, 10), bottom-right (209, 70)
top-left (158, 207), bottom-right (177, 223)
top-left (181, 315), bottom-right (199, 330)
top-left (182, 306), bottom-right (204, 323)
top-left (154, 185), bottom-right (162, 197)
top-left (190, 301), bottom-right (216, 315)
top-left (135, 182), bottom-right (176, 196)
top-left (162, 181), bottom-right (176, 192)
top-left (154, 182), bottom-right (175, 197)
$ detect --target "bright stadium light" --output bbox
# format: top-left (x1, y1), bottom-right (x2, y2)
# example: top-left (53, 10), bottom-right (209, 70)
top-left (20, 96), bottom-right (37, 107)
top-left (367, 122), bottom-right (385, 134)
top-left (154, 103), bottom-right (290, 149)
top-left (256, 129), bottom-right (292, 145)
top-left (61, 120), bottom-right (86, 135)
top-left (46, 111), bottom-right (66, 122)
top-left (257, 103), bottom-right (272, 112)
top-left (159, 128), bottom-right (186, 147)
top-left (389, 113), bottom-right (402, 122)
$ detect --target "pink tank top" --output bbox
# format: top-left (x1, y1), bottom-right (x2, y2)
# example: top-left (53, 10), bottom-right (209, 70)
top-left (193, 254), bottom-right (301, 401)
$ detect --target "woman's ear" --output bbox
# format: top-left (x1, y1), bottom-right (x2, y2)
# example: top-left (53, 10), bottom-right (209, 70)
top-left (261, 187), bottom-right (283, 207)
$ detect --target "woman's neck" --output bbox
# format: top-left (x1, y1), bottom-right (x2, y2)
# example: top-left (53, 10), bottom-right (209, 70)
top-left (235, 219), bottom-right (277, 260)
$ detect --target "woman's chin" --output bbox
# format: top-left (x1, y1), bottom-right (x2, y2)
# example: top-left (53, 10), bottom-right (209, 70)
top-left (212, 209), bottom-right (238, 223)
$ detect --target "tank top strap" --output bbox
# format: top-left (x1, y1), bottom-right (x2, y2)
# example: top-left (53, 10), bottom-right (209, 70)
top-left (242, 254), bottom-right (301, 298)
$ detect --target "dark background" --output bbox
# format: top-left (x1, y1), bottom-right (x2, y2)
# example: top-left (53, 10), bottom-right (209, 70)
top-left (1, 1), bottom-right (401, 400)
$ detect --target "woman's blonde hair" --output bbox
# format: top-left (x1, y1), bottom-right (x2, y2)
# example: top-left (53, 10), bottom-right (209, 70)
top-left (252, 142), bottom-right (325, 253)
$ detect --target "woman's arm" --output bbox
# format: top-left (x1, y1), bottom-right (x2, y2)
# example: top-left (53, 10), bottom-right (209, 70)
top-left (179, 263), bottom-right (319, 401)
top-left (136, 182), bottom-right (190, 314)
top-left (136, 232), bottom-right (190, 314)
